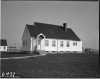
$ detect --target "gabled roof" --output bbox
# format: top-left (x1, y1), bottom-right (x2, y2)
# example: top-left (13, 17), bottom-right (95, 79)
top-left (0, 39), bottom-right (7, 46)
top-left (26, 22), bottom-right (81, 41)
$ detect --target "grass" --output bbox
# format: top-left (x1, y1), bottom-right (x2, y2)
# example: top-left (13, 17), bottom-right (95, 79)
top-left (1, 52), bottom-right (100, 78)
top-left (0, 51), bottom-right (39, 58)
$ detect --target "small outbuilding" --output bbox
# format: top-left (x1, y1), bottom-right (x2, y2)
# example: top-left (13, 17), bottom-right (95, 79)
top-left (0, 39), bottom-right (8, 52)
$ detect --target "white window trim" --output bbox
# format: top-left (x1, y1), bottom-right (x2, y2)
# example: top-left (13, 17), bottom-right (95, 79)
top-left (52, 40), bottom-right (56, 47)
top-left (45, 39), bottom-right (49, 47)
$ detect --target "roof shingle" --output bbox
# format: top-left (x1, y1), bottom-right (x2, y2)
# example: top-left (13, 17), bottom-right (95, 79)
top-left (26, 22), bottom-right (81, 41)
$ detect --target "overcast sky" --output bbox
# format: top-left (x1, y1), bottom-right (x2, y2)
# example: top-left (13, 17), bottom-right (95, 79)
top-left (1, 1), bottom-right (99, 49)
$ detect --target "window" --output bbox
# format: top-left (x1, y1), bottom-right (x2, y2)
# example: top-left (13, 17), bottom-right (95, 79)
top-left (60, 41), bottom-right (63, 47)
top-left (39, 35), bottom-right (44, 39)
top-left (38, 39), bottom-right (41, 45)
top-left (23, 40), bottom-right (25, 47)
top-left (4, 46), bottom-right (6, 49)
top-left (45, 40), bottom-right (49, 46)
top-left (66, 41), bottom-right (70, 47)
top-left (52, 40), bottom-right (56, 47)
top-left (23, 40), bottom-right (27, 47)
top-left (26, 40), bottom-right (27, 47)
top-left (73, 42), bottom-right (77, 46)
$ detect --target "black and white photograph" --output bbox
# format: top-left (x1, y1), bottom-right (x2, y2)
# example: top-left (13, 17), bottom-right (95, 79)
top-left (0, 0), bottom-right (99, 78)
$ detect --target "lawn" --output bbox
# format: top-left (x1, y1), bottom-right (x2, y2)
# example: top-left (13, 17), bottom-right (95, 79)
top-left (1, 52), bottom-right (100, 78)
top-left (0, 51), bottom-right (38, 58)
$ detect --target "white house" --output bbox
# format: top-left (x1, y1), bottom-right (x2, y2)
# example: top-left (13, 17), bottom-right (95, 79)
top-left (0, 39), bottom-right (8, 52)
top-left (22, 22), bottom-right (82, 54)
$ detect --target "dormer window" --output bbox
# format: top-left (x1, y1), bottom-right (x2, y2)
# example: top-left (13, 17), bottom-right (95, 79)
top-left (37, 33), bottom-right (45, 39)
top-left (37, 33), bottom-right (45, 45)
top-left (39, 35), bottom-right (44, 39)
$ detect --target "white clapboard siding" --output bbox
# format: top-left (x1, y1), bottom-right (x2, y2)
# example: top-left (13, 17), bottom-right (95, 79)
top-left (36, 38), bottom-right (82, 52)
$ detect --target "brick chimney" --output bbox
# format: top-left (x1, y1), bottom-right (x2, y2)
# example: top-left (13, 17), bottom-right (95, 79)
top-left (63, 23), bottom-right (67, 31)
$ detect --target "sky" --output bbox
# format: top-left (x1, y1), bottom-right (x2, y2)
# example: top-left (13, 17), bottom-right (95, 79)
top-left (1, 1), bottom-right (99, 49)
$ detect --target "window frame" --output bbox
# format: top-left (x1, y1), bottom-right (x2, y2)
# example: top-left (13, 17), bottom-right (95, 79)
top-left (26, 40), bottom-right (27, 47)
top-left (45, 40), bottom-right (49, 47)
top-left (66, 41), bottom-right (70, 47)
top-left (73, 41), bottom-right (77, 46)
top-left (52, 40), bottom-right (56, 47)
top-left (60, 41), bottom-right (64, 47)
top-left (23, 40), bottom-right (25, 47)
top-left (4, 46), bottom-right (6, 49)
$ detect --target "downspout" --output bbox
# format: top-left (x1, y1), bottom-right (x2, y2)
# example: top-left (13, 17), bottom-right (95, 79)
top-left (57, 39), bottom-right (58, 53)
